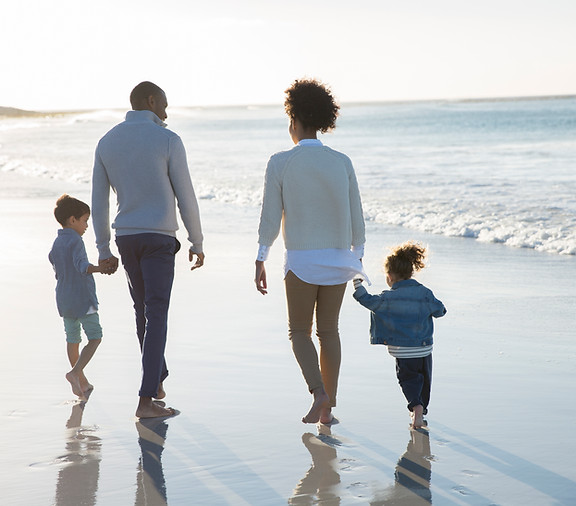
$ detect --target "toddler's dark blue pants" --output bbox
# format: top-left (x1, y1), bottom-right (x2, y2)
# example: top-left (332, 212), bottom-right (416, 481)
top-left (395, 354), bottom-right (433, 414)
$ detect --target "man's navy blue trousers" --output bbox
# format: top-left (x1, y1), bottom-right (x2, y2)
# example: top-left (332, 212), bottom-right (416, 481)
top-left (116, 233), bottom-right (180, 398)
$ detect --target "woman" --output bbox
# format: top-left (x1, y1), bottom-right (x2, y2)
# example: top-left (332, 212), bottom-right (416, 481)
top-left (255, 78), bottom-right (367, 424)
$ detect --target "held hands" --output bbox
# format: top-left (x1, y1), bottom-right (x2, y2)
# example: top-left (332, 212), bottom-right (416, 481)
top-left (98, 256), bottom-right (119, 275)
top-left (255, 260), bottom-right (267, 295)
top-left (189, 249), bottom-right (205, 271)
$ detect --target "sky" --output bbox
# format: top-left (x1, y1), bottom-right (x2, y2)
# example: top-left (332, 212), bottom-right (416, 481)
top-left (2, 0), bottom-right (575, 111)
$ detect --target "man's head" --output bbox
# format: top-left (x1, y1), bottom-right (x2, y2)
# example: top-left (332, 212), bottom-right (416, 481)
top-left (129, 81), bottom-right (168, 121)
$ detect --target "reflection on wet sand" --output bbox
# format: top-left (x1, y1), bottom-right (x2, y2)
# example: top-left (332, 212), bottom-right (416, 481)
top-left (54, 401), bottom-right (101, 506)
top-left (290, 424), bottom-right (433, 505)
top-left (290, 424), bottom-right (341, 505)
top-left (135, 416), bottom-right (170, 506)
top-left (371, 429), bottom-right (433, 505)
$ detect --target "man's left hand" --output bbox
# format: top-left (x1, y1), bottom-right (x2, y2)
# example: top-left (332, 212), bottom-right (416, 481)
top-left (189, 250), bottom-right (205, 271)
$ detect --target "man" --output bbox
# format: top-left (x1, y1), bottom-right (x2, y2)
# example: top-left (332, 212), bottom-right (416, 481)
top-left (92, 81), bottom-right (204, 418)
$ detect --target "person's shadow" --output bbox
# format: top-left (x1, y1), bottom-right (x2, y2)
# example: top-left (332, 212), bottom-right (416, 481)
top-left (289, 424), bottom-right (342, 505)
top-left (54, 401), bottom-right (101, 506)
top-left (134, 414), bottom-right (171, 505)
top-left (371, 428), bottom-right (433, 505)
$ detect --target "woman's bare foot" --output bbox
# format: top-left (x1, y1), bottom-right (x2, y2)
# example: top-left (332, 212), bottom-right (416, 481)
top-left (136, 397), bottom-right (177, 419)
top-left (411, 405), bottom-right (424, 428)
top-left (302, 388), bottom-right (330, 424)
top-left (65, 371), bottom-right (85, 399)
top-left (319, 406), bottom-right (334, 425)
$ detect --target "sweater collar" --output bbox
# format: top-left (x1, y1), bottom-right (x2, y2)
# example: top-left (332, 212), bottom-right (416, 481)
top-left (297, 139), bottom-right (322, 147)
top-left (125, 109), bottom-right (167, 128)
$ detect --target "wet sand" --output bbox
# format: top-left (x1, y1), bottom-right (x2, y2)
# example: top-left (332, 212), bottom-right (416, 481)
top-left (1, 178), bottom-right (575, 505)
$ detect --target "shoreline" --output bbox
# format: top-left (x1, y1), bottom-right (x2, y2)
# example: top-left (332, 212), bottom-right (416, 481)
top-left (1, 183), bottom-right (575, 504)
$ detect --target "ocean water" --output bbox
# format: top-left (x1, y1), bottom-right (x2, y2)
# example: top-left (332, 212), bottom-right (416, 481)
top-left (1, 96), bottom-right (575, 255)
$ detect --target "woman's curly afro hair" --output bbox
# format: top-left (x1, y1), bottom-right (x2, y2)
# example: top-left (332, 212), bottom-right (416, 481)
top-left (284, 78), bottom-right (339, 133)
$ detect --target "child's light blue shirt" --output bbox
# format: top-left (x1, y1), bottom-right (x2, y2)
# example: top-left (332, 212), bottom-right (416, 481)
top-left (49, 228), bottom-right (98, 319)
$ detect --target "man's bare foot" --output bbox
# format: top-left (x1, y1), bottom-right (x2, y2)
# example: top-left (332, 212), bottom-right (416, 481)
top-left (302, 389), bottom-right (330, 424)
top-left (66, 371), bottom-right (85, 399)
top-left (154, 382), bottom-right (166, 400)
top-left (411, 405), bottom-right (424, 428)
top-left (136, 397), bottom-right (177, 419)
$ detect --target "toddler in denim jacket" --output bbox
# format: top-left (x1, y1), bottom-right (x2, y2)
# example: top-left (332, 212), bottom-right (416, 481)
top-left (353, 241), bottom-right (446, 428)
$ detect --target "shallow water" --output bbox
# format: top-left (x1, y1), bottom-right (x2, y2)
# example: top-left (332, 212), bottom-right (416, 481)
top-left (2, 96), bottom-right (575, 254)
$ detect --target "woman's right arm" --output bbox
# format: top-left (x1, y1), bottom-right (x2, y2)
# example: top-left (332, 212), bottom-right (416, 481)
top-left (257, 157), bottom-right (283, 248)
top-left (255, 157), bottom-right (282, 294)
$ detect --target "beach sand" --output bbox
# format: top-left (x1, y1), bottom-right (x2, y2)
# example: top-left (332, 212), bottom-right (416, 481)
top-left (1, 173), bottom-right (575, 505)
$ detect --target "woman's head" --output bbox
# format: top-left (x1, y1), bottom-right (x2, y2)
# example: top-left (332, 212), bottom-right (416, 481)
top-left (284, 78), bottom-right (339, 133)
top-left (385, 241), bottom-right (427, 284)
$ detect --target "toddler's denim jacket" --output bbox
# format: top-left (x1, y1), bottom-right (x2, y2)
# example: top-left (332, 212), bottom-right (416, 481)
top-left (353, 279), bottom-right (446, 347)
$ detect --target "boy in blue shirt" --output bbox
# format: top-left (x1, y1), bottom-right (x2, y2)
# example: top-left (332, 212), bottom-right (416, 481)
top-left (353, 242), bottom-right (446, 428)
top-left (49, 194), bottom-right (108, 400)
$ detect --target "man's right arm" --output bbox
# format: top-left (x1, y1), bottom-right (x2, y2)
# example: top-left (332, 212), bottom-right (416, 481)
top-left (91, 149), bottom-right (114, 261)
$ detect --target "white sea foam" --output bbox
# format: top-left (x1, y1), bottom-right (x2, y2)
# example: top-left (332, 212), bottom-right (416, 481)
top-left (1, 98), bottom-right (575, 256)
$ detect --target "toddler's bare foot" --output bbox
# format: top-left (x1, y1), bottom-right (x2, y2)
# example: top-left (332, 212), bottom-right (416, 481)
top-left (302, 389), bottom-right (330, 424)
top-left (411, 405), bottom-right (424, 428)
top-left (136, 397), bottom-right (177, 419)
top-left (66, 371), bottom-right (85, 399)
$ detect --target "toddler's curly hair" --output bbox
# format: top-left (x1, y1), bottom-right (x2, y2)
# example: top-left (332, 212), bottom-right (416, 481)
top-left (385, 241), bottom-right (427, 280)
top-left (284, 78), bottom-right (339, 133)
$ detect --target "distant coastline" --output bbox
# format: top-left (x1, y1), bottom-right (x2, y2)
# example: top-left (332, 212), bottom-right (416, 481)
top-left (0, 106), bottom-right (82, 118)
top-left (1, 94), bottom-right (575, 117)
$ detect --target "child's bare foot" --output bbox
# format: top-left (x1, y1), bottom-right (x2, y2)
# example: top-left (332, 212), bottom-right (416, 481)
top-left (136, 397), bottom-right (177, 419)
top-left (65, 371), bottom-right (85, 399)
top-left (154, 382), bottom-right (166, 400)
top-left (82, 385), bottom-right (94, 400)
top-left (302, 388), bottom-right (330, 424)
top-left (79, 377), bottom-right (93, 395)
top-left (411, 405), bottom-right (424, 428)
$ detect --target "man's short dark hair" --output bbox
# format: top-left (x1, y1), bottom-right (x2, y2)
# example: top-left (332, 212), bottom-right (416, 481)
top-left (130, 81), bottom-right (165, 110)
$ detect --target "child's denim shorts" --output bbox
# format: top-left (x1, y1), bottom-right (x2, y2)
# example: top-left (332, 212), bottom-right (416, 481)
top-left (63, 312), bottom-right (103, 344)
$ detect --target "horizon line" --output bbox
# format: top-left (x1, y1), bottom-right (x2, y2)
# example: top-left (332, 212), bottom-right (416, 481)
top-left (2, 93), bottom-right (575, 117)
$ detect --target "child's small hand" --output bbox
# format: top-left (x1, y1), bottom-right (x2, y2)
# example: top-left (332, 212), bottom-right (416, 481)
top-left (353, 278), bottom-right (363, 290)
